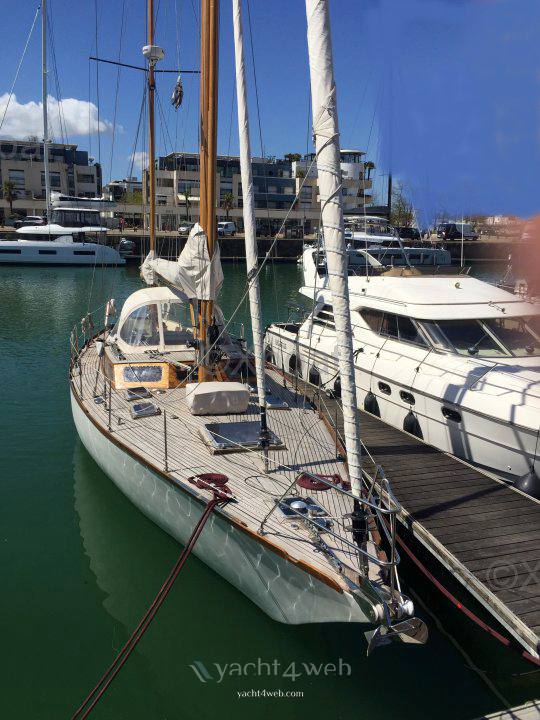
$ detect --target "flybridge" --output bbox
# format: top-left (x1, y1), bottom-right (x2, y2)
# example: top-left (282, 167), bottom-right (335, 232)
top-left (50, 192), bottom-right (116, 210)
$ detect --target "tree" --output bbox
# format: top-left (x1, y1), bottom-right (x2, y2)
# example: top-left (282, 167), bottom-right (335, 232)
top-left (364, 160), bottom-right (375, 180)
top-left (390, 183), bottom-right (414, 228)
top-left (124, 189), bottom-right (143, 205)
top-left (221, 191), bottom-right (234, 219)
top-left (3, 181), bottom-right (16, 214)
top-left (284, 153), bottom-right (301, 163)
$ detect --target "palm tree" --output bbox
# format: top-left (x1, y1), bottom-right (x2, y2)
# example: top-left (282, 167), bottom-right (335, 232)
top-left (3, 180), bottom-right (16, 215)
top-left (221, 191), bottom-right (234, 220)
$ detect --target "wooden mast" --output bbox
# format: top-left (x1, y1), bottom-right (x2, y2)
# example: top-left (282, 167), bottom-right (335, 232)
top-left (147, 0), bottom-right (157, 256)
top-left (198, 0), bottom-right (219, 382)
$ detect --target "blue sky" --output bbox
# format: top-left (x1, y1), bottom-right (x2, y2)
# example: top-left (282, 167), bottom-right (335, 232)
top-left (1, 0), bottom-right (539, 224)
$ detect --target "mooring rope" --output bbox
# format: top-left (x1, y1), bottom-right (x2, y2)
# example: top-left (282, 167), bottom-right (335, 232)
top-left (71, 493), bottom-right (226, 719)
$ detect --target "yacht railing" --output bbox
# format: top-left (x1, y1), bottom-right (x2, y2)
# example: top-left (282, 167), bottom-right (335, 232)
top-left (261, 360), bottom-right (403, 596)
top-left (70, 315), bottom-right (403, 603)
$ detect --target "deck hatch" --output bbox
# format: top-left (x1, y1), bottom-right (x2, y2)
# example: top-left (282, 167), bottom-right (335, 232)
top-left (200, 420), bottom-right (284, 453)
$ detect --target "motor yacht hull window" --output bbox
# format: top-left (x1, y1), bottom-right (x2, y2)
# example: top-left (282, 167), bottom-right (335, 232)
top-left (442, 407), bottom-right (462, 423)
top-left (378, 381), bottom-right (391, 395)
top-left (400, 391), bottom-right (415, 405)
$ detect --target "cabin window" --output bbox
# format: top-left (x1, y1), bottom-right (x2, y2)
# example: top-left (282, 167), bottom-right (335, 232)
top-left (360, 308), bottom-right (383, 333)
top-left (381, 313), bottom-right (427, 346)
top-left (526, 316), bottom-right (540, 337)
top-left (421, 319), bottom-right (507, 357)
top-left (396, 316), bottom-right (427, 345)
top-left (73, 250), bottom-right (95, 256)
top-left (38, 249), bottom-right (57, 255)
top-left (313, 304), bottom-right (335, 328)
top-left (119, 304), bottom-right (161, 347)
top-left (482, 317), bottom-right (540, 357)
top-left (380, 313), bottom-right (399, 338)
top-left (360, 309), bottom-right (426, 346)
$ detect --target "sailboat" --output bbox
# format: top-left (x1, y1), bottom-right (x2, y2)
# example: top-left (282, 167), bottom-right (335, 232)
top-left (70, 0), bottom-right (426, 648)
top-left (0, 0), bottom-right (124, 267)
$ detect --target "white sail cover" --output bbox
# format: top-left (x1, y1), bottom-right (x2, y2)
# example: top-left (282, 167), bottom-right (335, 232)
top-left (232, 0), bottom-right (266, 410)
top-left (141, 222), bottom-right (224, 300)
top-left (305, 0), bottom-right (362, 495)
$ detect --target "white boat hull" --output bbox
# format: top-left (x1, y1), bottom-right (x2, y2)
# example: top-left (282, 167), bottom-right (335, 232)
top-left (71, 389), bottom-right (374, 625)
top-left (266, 330), bottom-right (540, 483)
top-left (0, 240), bottom-right (124, 265)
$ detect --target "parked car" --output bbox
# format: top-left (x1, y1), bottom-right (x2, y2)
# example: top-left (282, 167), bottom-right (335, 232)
top-left (396, 226), bottom-right (421, 243)
top-left (217, 221), bottom-right (236, 237)
top-left (436, 222), bottom-right (478, 241)
top-left (177, 221), bottom-right (194, 235)
top-left (13, 215), bottom-right (46, 229)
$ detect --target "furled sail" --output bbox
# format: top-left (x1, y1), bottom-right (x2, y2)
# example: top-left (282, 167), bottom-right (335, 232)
top-left (305, 0), bottom-right (362, 496)
top-left (141, 222), bottom-right (223, 300)
top-left (232, 0), bottom-right (266, 412)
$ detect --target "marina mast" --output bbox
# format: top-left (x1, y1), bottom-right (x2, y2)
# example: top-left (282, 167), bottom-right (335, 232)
top-left (42, 0), bottom-right (50, 220)
top-left (145, 0), bottom-right (160, 257)
top-left (198, 0), bottom-right (219, 381)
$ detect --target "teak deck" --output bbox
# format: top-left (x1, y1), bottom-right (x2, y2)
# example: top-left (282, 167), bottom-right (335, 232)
top-left (74, 343), bottom-right (385, 598)
top-left (294, 377), bottom-right (540, 660)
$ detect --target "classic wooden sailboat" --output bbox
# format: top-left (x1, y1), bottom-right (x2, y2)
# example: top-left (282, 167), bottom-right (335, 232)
top-left (70, 0), bottom-right (426, 648)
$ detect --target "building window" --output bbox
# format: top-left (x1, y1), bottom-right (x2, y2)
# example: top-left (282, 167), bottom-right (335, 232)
top-left (8, 169), bottom-right (25, 188)
top-left (77, 173), bottom-right (95, 184)
top-left (157, 178), bottom-right (174, 188)
top-left (41, 171), bottom-right (61, 188)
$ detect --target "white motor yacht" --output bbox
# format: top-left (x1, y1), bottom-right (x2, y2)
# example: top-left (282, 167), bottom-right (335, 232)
top-left (265, 248), bottom-right (540, 495)
top-left (0, 198), bottom-right (125, 266)
top-left (299, 216), bottom-right (451, 272)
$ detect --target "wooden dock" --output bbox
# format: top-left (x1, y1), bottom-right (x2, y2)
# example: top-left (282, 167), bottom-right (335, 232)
top-left (292, 376), bottom-right (540, 661)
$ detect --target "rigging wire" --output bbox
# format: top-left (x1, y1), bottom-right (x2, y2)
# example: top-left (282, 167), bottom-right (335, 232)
top-left (94, 0), bottom-right (101, 165)
top-left (87, 59), bottom-right (92, 158)
top-left (46, 2), bottom-right (68, 143)
top-left (108, 0), bottom-right (127, 184)
top-left (245, 0), bottom-right (280, 316)
top-left (173, 0), bottom-right (182, 149)
top-left (0, 4), bottom-right (40, 133)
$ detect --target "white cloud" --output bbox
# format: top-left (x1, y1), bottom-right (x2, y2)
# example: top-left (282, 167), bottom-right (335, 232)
top-left (128, 151), bottom-right (149, 171)
top-left (0, 93), bottom-right (114, 139)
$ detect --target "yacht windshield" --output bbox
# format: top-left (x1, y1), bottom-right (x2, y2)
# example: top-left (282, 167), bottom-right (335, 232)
top-left (525, 315), bottom-right (540, 337)
top-left (420, 319), bottom-right (507, 357)
top-left (119, 304), bottom-right (160, 347)
top-left (161, 302), bottom-right (194, 346)
top-left (483, 317), bottom-right (540, 357)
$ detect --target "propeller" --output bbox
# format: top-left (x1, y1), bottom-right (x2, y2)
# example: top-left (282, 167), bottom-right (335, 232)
top-left (365, 617), bottom-right (429, 656)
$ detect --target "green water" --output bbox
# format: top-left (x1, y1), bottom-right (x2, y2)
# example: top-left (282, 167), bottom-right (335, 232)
top-left (1, 263), bottom-right (537, 719)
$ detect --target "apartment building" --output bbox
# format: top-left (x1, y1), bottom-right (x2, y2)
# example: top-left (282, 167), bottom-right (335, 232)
top-left (141, 150), bottom-right (374, 233)
top-left (0, 140), bottom-right (101, 221)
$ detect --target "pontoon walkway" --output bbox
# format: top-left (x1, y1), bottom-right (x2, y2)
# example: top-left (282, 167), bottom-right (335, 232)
top-left (292, 375), bottom-right (540, 661)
